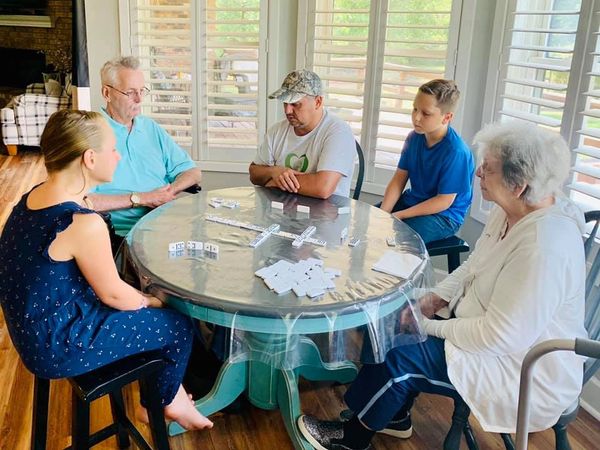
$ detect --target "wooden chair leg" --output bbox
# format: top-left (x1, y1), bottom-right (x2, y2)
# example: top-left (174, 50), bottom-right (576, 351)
top-left (139, 376), bottom-right (170, 450)
top-left (109, 390), bottom-right (131, 449)
top-left (6, 144), bottom-right (17, 156)
top-left (553, 422), bottom-right (572, 450)
top-left (31, 376), bottom-right (50, 450)
top-left (71, 390), bottom-right (90, 450)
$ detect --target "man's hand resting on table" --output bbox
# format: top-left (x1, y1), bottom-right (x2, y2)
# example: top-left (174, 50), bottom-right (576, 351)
top-left (265, 167), bottom-right (303, 193)
top-left (138, 185), bottom-right (177, 208)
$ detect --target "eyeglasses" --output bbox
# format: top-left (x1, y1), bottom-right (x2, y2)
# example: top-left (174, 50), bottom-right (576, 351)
top-left (106, 85), bottom-right (150, 99)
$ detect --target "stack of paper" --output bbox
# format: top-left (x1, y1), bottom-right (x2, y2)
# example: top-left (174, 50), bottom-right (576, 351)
top-left (372, 251), bottom-right (422, 278)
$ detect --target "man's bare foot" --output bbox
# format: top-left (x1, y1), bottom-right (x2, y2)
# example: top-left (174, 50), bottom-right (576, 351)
top-left (164, 385), bottom-right (213, 430)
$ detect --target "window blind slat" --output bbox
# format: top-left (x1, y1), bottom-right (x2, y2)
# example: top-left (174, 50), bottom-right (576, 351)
top-left (499, 109), bottom-right (561, 127)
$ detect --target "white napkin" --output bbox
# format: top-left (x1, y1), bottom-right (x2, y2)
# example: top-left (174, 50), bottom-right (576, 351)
top-left (372, 250), bottom-right (423, 278)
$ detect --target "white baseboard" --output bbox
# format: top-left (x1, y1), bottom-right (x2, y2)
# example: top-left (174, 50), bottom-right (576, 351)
top-left (581, 376), bottom-right (600, 421)
top-left (580, 398), bottom-right (600, 421)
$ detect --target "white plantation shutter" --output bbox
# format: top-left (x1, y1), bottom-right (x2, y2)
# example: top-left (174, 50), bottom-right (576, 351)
top-left (569, 2), bottom-right (600, 211)
top-left (128, 1), bottom-right (194, 152)
top-left (476, 0), bottom-right (600, 221)
top-left (494, 1), bottom-right (581, 130)
top-left (200, 0), bottom-right (265, 163)
top-left (375, 2), bottom-right (457, 171)
top-left (300, 0), bottom-right (461, 192)
top-left (126, 0), bottom-right (266, 165)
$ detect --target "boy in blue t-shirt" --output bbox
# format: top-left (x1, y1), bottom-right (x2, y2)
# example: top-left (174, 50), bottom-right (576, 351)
top-left (380, 79), bottom-right (475, 243)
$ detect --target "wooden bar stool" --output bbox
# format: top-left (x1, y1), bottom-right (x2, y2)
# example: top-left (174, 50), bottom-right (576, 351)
top-left (31, 350), bottom-right (170, 450)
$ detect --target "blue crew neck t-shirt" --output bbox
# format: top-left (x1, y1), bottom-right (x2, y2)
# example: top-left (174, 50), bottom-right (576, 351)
top-left (398, 126), bottom-right (474, 225)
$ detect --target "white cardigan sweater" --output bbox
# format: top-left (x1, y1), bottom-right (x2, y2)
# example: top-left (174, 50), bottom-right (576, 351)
top-left (422, 198), bottom-right (587, 433)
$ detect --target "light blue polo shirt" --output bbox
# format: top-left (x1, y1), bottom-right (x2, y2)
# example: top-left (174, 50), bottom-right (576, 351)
top-left (92, 108), bottom-right (196, 236)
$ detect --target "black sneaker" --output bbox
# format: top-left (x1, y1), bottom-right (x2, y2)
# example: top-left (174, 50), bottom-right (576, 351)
top-left (339, 409), bottom-right (413, 439)
top-left (297, 415), bottom-right (371, 450)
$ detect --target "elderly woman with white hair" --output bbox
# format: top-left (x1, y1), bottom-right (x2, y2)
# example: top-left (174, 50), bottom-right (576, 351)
top-left (298, 122), bottom-right (587, 450)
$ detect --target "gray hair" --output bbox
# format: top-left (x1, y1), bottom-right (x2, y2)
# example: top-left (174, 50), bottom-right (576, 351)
top-left (100, 56), bottom-right (141, 86)
top-left (473, 121), bottom-right (570, 204)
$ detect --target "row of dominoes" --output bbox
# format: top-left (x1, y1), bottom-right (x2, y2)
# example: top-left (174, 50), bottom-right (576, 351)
top-left (206, 215), bottom-right (327, 247)
top-left (168, 241), bottom-right (219, 254)
top-left (255, 258), bottom-right (342, 298)
top-left (206, 214), bottom-right (263, 232)
top-left (168, 248), bottom-right (218, 259)
top-left (209, 197), bottom-right (240, 209)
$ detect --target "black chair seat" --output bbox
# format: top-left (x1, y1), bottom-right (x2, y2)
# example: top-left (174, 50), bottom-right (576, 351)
top-left (426, 236), bottom-right (470, 273)
top-left (70, 350), bottom-right (167, 403)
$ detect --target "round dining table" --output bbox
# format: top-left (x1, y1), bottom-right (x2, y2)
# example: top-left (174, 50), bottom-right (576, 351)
top-left (125, 186), bottom-right (433, 449)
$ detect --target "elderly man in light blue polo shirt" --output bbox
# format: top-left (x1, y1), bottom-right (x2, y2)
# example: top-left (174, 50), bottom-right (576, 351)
top-left (87, 56), bottom-right (201, 237)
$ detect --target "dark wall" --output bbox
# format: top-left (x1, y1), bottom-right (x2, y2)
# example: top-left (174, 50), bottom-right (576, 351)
top-left (0, 0), bottom-right (71, 75)
top-left (0, 47), bottom-right (46, 87)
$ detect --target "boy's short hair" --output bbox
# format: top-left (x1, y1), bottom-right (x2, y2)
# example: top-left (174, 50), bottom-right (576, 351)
top-left (418, 79), bottom-right (460, 113)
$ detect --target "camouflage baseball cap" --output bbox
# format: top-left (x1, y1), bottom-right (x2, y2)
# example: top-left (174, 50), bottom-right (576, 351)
top-left (268, 69), bottom-right (323, 103)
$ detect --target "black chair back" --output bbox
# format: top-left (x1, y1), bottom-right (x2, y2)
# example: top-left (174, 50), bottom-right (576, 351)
top-left (353, 141), bottom-right (365, 200)
top-left (583, 210), bottom-right (600, 384)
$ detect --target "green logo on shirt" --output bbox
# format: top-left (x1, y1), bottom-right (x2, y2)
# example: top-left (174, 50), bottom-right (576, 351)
top-left (285, 153), bottom-right (309, 172)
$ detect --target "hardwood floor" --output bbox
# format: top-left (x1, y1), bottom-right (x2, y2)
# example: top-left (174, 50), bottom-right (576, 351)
top-left (0, 150), bottom-right (598, 449)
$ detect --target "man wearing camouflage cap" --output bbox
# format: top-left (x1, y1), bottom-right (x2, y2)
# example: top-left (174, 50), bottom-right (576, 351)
top-left (249, 69), bottom-right (356, 198)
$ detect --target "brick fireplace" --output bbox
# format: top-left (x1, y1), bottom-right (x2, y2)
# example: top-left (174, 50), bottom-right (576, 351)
top-left (0, 0), bottom-right (71, 107)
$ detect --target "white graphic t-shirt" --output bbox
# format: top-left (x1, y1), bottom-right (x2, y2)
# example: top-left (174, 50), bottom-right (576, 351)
top-left (253, 109), bottom-right (356, 197)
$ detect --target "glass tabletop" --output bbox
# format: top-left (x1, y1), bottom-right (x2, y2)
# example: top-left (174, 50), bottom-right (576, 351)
top-left (126, 186), bottom-right (431, 317)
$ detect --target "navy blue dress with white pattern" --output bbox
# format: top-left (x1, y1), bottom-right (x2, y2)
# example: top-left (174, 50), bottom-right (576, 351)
top-left (0, 190), bottom-right (194, 407)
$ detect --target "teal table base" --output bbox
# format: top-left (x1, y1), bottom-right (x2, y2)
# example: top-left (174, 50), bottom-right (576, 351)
top-left (167, 332), bottom-right (358, 449)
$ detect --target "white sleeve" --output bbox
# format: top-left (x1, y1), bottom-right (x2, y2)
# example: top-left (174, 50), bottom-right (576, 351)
top-left (315, 119), bottom-right (356, 177)
top-left (422, 246), bottom-right (569, 356)
top-left (253, 129), bottom-right (275, 165)
top-left (432, 206), bottom-right (504, 305)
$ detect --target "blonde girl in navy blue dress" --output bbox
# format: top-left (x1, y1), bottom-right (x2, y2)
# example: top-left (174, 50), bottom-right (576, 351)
top-left (0, 110), bottom-right (213, 431)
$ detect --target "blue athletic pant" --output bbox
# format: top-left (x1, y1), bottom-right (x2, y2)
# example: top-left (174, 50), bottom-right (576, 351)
top-left (377, 196), bottom-right (460, 244)
top-left (344, 336), bottom-right (460, 431)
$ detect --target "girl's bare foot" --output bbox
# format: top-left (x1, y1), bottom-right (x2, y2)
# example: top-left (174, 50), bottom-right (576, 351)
top-left (164, 385), bottom-right (213, 430)
top-left (136, 405), bottom-right (149, 424)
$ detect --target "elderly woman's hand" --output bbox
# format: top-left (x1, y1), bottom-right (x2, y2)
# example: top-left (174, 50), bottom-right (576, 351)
top-left (399, 292), bottom-right (448, 332)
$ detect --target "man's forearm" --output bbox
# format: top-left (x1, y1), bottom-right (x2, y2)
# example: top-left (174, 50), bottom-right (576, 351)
top-left (249, 163), bottom-right (278, 186)
top-left (86, 193), bottom-right (133, 212)
top-left (295, 171), bottom-right (341, 199)
top-left (171, 167), bottom-right (202, 194)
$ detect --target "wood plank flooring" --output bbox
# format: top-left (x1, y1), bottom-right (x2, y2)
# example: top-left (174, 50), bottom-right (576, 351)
top-left (0, 150), bottom-right (598, 449)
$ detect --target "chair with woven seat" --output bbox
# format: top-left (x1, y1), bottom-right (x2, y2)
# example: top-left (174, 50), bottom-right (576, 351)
top-left (444, 209), bottom-right (600, 450)
top-left (31, 350), bottom-right (171, 450)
